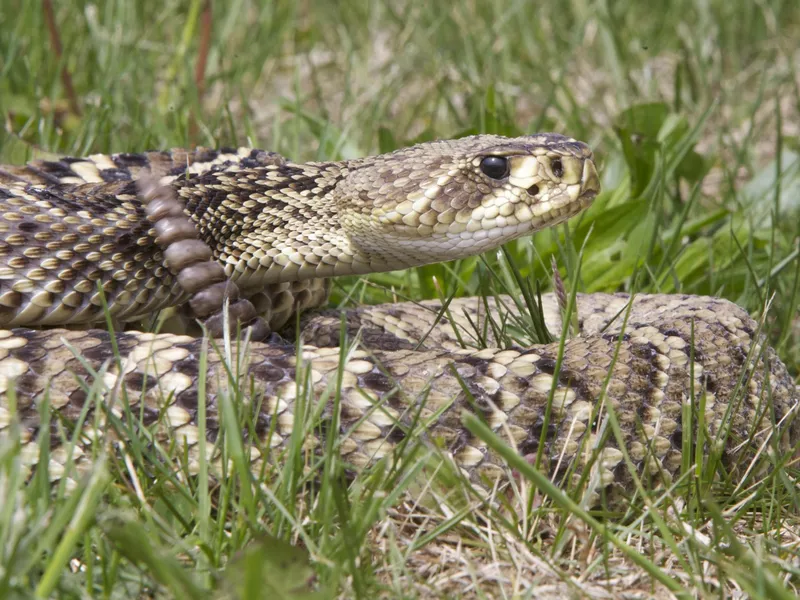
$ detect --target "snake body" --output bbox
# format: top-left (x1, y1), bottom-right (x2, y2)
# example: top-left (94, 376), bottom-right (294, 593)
top-left (0, 134), bottom-right (796, 502)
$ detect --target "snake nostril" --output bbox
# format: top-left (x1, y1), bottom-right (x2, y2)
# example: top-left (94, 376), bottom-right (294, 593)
top-left (527, 184), bottom-right (540, 196)
top-left (551, 159), bottom-right (563, 178)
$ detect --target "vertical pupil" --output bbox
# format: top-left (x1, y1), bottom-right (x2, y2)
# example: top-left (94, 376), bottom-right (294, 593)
top-left (552, 159), bottom-right (563, 178)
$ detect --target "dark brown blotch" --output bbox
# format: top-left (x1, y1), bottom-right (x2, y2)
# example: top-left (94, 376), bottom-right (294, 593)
top-left (17, 221), bottom-right (39, 233)
top-left (519, 414), bottom-right (558, 458)
top-left (175, 360), bottom-right (201, 378)
top-left (123, 372), bottom-right (156, 394)
top-left (10, 341), bottom-right (47, 363)
top-left (80, 343), bottom-right (115, 363)
top-left (12, 373), bottom-right (41, 395)
top-left (360, 371), bottom-right (394, 392)
top-left (669, 426), bottom-right (685, 451)
top-left (140, 406), bottom-right (162, 427)
top-left (251, 413), bottom-right (273, 439)
top-left (630, 342), bottom-right (658, 362)
top-left (602, 332), bottom-right (631, 343)
top-left (170, 389), bottom-right (199, 411)
top-left (38, 160), bottom-right (80, 181)
top-left (68, 388), bottom-right (89, 409)
top-left (113, 153), bottom-right (150, 168)
top-left (100, 168), bottom-right (132, 183)
top-left (535, 357), bottom-right (558, 375)
top-left (385, 426), bottom-right (407, 444)
top-left (460, 355), bottom-right (490, 370)
top-left (250, 363), bottom-right (287, 383)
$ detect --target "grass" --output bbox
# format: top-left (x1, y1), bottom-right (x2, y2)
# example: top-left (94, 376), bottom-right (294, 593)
top-left (0, 0), bottom-right (799, 597)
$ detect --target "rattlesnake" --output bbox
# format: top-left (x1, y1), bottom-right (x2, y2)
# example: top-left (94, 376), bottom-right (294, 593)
top-left (0, 134), bottom-right (796, 503)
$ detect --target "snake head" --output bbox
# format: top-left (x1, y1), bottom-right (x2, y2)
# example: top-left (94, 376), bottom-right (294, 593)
top-left (339, 133), bottom-right (600, 270)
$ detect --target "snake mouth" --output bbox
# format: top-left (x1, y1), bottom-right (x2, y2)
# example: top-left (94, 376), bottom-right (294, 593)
top-left (578, 158), bottom-right (601, 201)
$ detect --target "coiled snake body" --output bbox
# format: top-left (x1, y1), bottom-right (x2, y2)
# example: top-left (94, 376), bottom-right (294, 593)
top-left (0, 134), bottom-right (796, 502)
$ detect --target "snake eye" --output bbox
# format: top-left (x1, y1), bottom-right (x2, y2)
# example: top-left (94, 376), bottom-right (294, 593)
top-left (479, 156), bottom-right (509, 180)
top-left (551, 158), bottom-right (563, 178)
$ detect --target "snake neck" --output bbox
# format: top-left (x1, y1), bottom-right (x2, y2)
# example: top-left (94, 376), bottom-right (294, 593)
top-left (176, 160), bottom-right (399, 290)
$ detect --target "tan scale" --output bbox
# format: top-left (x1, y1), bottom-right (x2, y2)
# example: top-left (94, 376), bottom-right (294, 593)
top-left (0, 136), bottom-right (797, 504)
